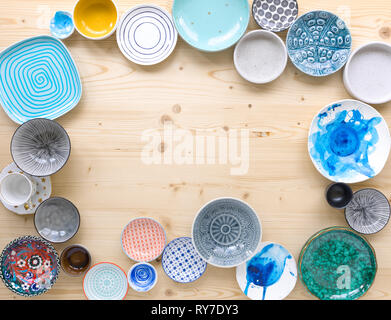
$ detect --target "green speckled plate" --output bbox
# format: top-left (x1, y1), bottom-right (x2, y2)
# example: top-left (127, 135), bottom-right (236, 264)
top-left (299, 227), bottom-right (376, 300)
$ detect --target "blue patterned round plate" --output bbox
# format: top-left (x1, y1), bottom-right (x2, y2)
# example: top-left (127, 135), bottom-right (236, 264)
top-left (116, 5), bottom-right (177, 65)
top-left (128, 262), bottom-right (157, 292)
top-left (192, 198), bottom-right (262, 268)
top-left (0, 236), bottom-right (60, 297)
top-left (83, 262), bottom-right (128, 300)
top-left (172, 0), bottom-right (250, 52)
top-left (236, 242), bottom-right (297, 300)
top-left (308, 99), bottom-right (391, 183)
top-left (0, 35), bottom-right (82, 124)
top-left (286, 10), bottom-right (351, 76)
top-left (162, 237), bottom-right (207, 283)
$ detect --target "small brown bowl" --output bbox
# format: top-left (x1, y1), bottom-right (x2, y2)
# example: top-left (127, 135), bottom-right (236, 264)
top-left (60, 244), bottom-right (91, 276)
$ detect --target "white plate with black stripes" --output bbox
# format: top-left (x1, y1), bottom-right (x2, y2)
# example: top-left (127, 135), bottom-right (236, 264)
top-left (116, 4), bottom-right (178, 66)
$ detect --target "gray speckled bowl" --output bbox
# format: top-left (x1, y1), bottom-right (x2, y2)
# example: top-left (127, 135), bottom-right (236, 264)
top-left (34, 197), bottom-right (80, 243)
top-left (11, 118), bottom-right (71, 177)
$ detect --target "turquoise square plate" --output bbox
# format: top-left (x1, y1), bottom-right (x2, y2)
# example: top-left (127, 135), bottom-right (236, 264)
top-left (0, 35), bottom-right (82, 124)
top-left (172, 0), bottom-right (250, 52)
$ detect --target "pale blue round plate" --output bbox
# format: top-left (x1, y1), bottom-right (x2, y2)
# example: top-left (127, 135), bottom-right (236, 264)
top-left (83, 262), bottom-right (128, 300)
top-left (286, 10), bottom-right (352, 76)
top-left (0, 35), bottom-right (82, 124)
top-left (172, 0), bottom-right (250, 52)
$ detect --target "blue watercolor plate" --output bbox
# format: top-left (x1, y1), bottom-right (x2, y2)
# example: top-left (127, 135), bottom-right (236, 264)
top-left (172, 0), bottom-right (250, 52)
top-left (286, 10), bottom-right (351, 76)
top-left (50, 11), bottom-right (75, 40)
top-left (308, 99), bottom-right (391, 184)
top-left (128, 262), bottom-right (157, 292)
top-left (0, 35), bottom-right (82, 124)
top-left (236, 242), bottom-right (297, 300)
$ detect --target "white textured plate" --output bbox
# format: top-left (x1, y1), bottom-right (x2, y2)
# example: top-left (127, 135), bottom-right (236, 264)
top-left (308, 99), bottom-right (390, 183)
top-left (236, 242), bottom-right (297, 300)
top-left (0, 162), bottom-right (51, 215)
top-left (116, 4), bottom-right (177, 65)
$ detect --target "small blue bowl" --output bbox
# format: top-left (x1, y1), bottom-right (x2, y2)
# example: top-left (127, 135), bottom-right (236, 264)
top-left (50, 11), bottom-right (75, 40)
top-left (172, 0), bottom-right (250, 52)
top-left (192, 198), bottom-right (262, 268)
top-left (286, 10), bottom-right (352, 76)
top-left (127, 263), bottom-right (157, 292)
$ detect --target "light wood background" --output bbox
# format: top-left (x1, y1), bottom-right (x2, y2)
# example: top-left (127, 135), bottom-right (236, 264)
top-left (0, 0), bottom-right (391, 300)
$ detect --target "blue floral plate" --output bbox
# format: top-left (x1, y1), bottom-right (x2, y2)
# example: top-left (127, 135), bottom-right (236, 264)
top-left (162, 237), bottom-right (207, 283)
top-left (192, 198), bottom-right (262, 268)
top-left (0, 236), bottom-right (60, 297)
top-left (0, 35), bottom-right (82, 124)
top-left (172, 0), bottom-right (250, 52)
top-left (308, 99), bottom-right (391, 184)
top-left (286, 10), bottom-right (351, 76)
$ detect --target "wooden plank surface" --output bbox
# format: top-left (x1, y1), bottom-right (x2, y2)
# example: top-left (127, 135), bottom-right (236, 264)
top-left (0, 0), bottom-right (391, 300)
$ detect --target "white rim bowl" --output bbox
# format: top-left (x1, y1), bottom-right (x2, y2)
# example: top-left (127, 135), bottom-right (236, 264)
top-left (343, 42), bottom-right (391, 104)
top-left (234, 30), bottom-right (287, 84)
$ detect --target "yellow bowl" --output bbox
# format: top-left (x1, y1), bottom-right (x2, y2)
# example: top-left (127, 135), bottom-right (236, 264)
top-left (73, 0), bottom-right (118, 40)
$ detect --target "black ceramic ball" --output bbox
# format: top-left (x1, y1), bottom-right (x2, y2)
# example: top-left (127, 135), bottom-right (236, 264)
top-left (326, 183), bottom-right (353, 209)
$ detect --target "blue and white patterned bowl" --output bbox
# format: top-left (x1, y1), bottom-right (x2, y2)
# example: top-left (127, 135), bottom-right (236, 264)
top-left (286, 10), bottom-right (351, 77)
top-left (116, 5), bottom-right (177, 65)
top-left (83, 262), bottom-right (128, 300)
top-left (308, 99), bottom-right (391, 183)
top-left (11, 118), bottom-right (71, 177)
top-left (0, 35), bottom-right (82, 124)
top-left (128, 262), bottom-right (157, 292)
top-left (192, 198), bottom-right (262, 268)
top-left (162, 237), bottom-right (207, 283)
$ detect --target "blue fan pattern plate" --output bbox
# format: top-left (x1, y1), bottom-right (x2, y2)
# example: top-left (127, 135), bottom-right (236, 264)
top-left (0, 35), bottom-right (82, 124)
top-left (162, 237), bottom-right (207, 283)
top-left (287, 10), bottom-right (351, 76)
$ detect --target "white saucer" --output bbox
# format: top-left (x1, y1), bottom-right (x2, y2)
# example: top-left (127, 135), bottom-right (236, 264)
top-left (0, 163), bottom-right (52, 215)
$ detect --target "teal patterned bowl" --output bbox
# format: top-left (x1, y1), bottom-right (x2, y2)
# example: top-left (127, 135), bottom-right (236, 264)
top-left (299, 227), bottom-right (377, 300)
top-left (192, 198), bottom-right (262, 268)
top-left (172, 0), bottom-right (250, 52)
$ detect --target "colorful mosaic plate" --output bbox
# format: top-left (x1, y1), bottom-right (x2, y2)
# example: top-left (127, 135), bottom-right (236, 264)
top-left (299, 227), bottom-right (377, 300)
top-left (121, 217), bottom-right (166, 262)
top-left (308, 99), bottom-right (390, 184)
top-left (162, 237), bottom-right (207, 283)
top-left (83, 262), bottom-right (128, 300)
top-left (286, 10), bottom-right (351, 76)
top-left (236, 242), bottom-right (297, 300)
top-left (0, 236), bottom-right (60, 297)
top-left (0, 35), bottom-right (82, 124)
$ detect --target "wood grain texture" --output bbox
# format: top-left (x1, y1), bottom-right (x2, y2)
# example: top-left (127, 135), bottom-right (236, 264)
top-left (0, 0), bottom-right (391, 300)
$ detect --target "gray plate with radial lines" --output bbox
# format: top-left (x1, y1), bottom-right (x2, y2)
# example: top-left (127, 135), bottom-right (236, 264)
top-left (192, 198), bottom-right (262, 268)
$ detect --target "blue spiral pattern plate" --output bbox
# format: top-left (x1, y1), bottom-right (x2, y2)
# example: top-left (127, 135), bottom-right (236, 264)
top-left (128, 262), bottom-right (157, 292)
top-left (162, 237), bottom-right (207, 283)
top-left (0, 35), bottom-right (82, 124)
top-left (286, 11), bottom-right (351, 76)
top-left (83, 262), bottom-right (128, 300)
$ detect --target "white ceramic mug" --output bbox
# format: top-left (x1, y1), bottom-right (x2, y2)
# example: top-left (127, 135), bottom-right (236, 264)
top-left (0, 172), bottom-right (36, 206)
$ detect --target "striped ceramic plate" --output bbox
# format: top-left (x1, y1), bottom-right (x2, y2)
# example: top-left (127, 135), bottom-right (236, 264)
top-left (0, 35), bottom-right (82, 124)
top-left (116, 4), bottom-right (178, 65)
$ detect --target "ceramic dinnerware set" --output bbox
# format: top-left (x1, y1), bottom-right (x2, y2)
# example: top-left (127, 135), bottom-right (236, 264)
top-left (0, 0), bottom-right (391, 300)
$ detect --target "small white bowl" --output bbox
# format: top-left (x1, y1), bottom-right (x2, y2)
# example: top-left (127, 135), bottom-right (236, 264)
top-left (234, 30), bottom-right (287, 84)
top-left (343, 42), bottom-right (391, 104)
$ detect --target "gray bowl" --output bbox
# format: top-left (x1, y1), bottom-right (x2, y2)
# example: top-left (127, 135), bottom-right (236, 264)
top-left (11, 118), bottom-right (71, 177)
top-left (34, 197), bottom-right (80, 243)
